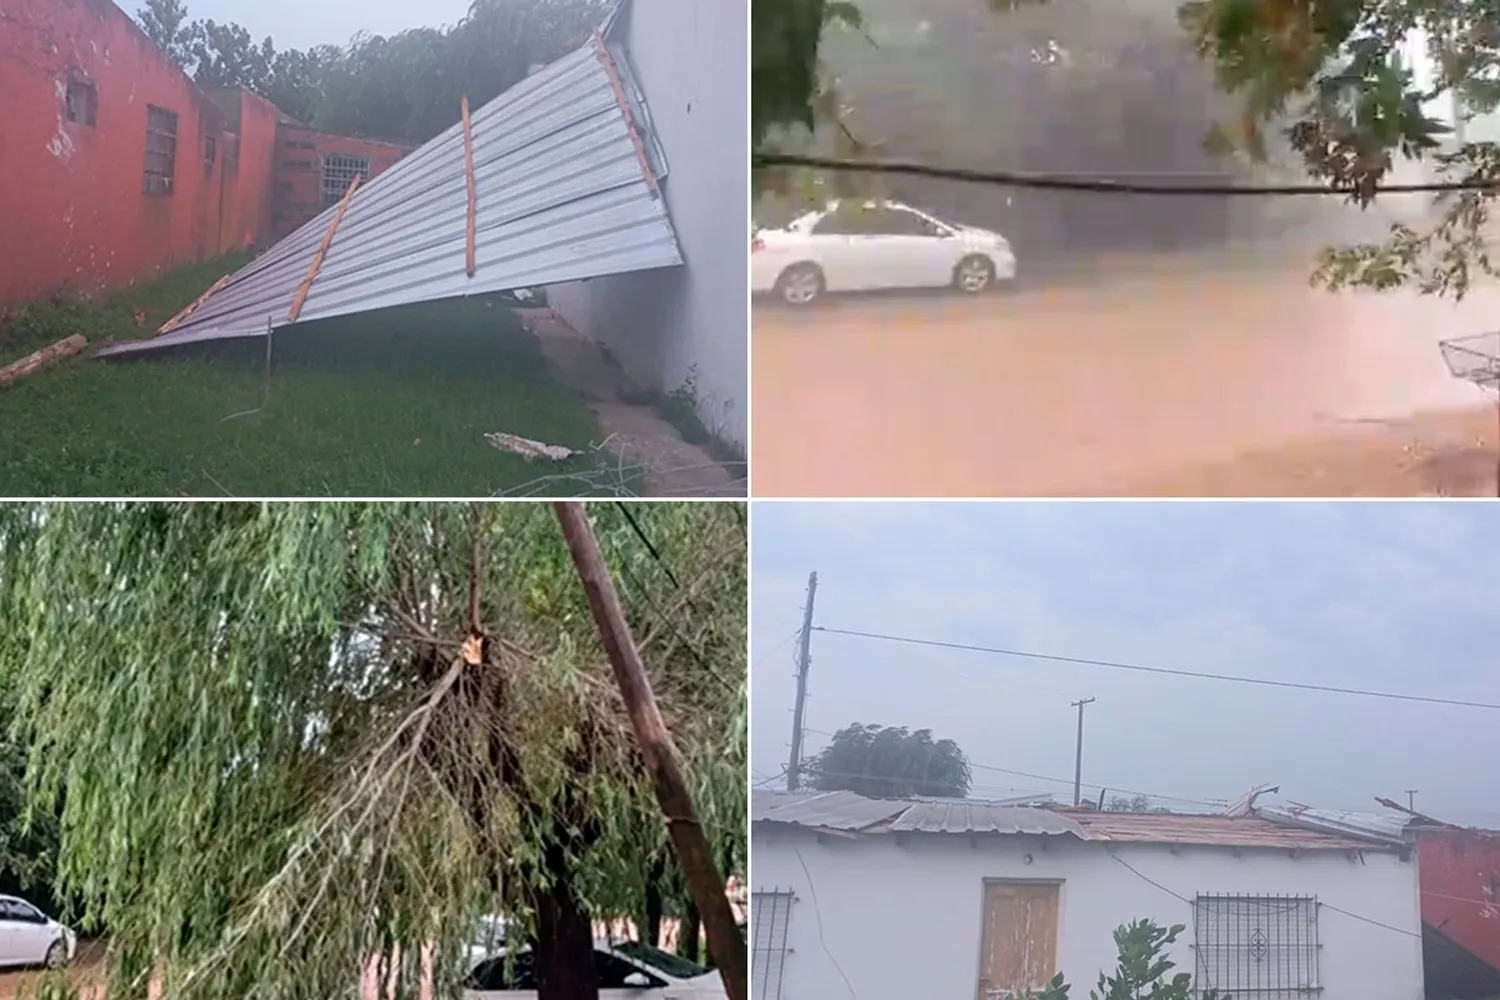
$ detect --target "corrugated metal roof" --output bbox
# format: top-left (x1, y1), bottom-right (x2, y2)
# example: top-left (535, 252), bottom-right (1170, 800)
top-left (98, 28), bottom-right (679, 358)
top-left (889, 802), bottom-right (1083, 835)
top-left (1257, 804), bottom-right (1415, 845)
top-left (752, 790), bottom-right (910, 831)
top-left (1074, 811), bottom-right (1386, 850)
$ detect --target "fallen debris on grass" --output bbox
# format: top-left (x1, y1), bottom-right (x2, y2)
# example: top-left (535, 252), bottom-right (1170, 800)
top-left (0, 334), bottom-right (87, 388)
top-left (485, 431), bottom-right (576, 461)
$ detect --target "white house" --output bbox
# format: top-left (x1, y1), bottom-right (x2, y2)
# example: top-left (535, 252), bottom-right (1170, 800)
top-left (751, 790), bottom-right (1424, 1000)
top-left (546, 0), bottom-right (748, 449)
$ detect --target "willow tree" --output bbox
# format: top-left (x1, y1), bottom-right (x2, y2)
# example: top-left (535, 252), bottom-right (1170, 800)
top-left (0, 501), bottom-right (746, 1000)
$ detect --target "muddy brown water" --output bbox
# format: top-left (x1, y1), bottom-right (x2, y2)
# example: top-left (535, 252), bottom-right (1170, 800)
top-left (751, 254), bottom-right (1500, 497)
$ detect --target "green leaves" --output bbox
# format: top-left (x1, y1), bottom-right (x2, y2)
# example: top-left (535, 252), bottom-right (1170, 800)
top-left (805, 722), bottom-right (972, 798)
top-left (0, 502), bottom-right (745, 1000)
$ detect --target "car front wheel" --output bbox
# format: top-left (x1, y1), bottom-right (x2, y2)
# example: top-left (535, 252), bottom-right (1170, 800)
top-left (44, 939), bottom-right (66, 969)
top-left (953, 254), bottom-right (995, 293)
top-left (776, 263), bottom-right (825, 305)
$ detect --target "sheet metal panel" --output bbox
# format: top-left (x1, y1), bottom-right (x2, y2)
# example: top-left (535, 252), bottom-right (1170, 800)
top-left (751, 790), bottom-right (911, 832)
top-left (1074, 811), bottom-right (1389, 850)
top-left (1257, 804), bottom-right (1414, 845)
top-left (888, 803), bottom-right (1083, 836)
top-left (98, 34), bottom-right (679, 358)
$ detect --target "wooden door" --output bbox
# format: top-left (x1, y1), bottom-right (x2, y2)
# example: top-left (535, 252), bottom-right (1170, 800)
top-left (976, 881), bottom-right (1060, 1000)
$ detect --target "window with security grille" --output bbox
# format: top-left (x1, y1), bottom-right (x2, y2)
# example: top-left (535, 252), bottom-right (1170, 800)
top-left (321, 154), bottom-right (370, 205)
top-left (143, 105), bottom-right (178, 194)
top-left (752, 888), bottom-right (794, 1000)
top-left (1193, 895), bottom-right (1321, 999)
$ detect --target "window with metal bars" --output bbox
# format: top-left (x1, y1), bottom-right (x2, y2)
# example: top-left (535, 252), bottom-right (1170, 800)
top-left (143, 105), bottom-right (177, 194)
top-left (320, 154), bottom-right (370, 206)
top-left (752, 888), bottom-right (794, 1000)
top-left (1193, 894), bottom-right (1321, 999)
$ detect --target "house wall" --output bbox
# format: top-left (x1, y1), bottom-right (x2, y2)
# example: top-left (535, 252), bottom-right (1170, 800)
top-left (1417, 829), bottom-right (1500, 971)
top-left (270, 124), bottom-right (410, 240)
top-left (752, 829), bottom-right (1424, 1000)
top-left (0, 0), bottom-right (242, 306)
top-left (226, 89), bottom-right (283, 251)
top-left (545, 0), bottom-right (749, 447)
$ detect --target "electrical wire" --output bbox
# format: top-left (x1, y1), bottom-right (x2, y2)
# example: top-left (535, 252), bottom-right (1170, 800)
top-left (813, 626), bottom-right (1500, 711)
top-left (752, 152), bottom-right (1497, 197)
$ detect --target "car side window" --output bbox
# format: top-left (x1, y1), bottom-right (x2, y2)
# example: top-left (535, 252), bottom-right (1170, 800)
top-left (0, 901), bottom-right (17, 922)
top-left (594, 952), bottom-right (664, 989)
top-left (886, 210), bottom-right (942, 237)
top-left (470, 952), bottom-right (537, 990)
top-left (811, 213), bottom-right (859, 236)
top-left (10, 902), bottom-right (42, 923)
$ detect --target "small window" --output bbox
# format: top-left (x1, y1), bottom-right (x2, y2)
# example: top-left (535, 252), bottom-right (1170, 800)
top-left (65, 79), bottom-right (97, 126)
top-left (1194, 894), bottom-right (1320, 1000)
top-left (752, 888), bottom-right (794, 1000)
top-left (204, 135), bottom-right (216, 171)
top-left (142, 104), bottom-right (178, 195)
top-left (320, 153), bottom-right (370, 206)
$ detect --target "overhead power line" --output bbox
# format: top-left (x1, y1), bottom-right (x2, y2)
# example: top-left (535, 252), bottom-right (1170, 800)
top-left (753, 152), bottom-right (1496, 197)
top-left (813, 626), bottom-right (1500, 711)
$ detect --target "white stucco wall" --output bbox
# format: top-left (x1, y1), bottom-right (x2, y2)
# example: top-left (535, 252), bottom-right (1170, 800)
top-left (546, 0), bottom-right (748, 448)
top-left (752, 828), bottom-right (1424, 1000)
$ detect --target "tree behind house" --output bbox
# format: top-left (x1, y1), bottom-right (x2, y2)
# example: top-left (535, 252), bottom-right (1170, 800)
top-left (805, 723), bottom-right (972, 798)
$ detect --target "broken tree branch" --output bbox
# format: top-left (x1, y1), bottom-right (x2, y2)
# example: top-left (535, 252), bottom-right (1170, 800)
top-left (0, 334), bottom-right (87, 388)
top-left (551, 502), bottom-right (746, 1000)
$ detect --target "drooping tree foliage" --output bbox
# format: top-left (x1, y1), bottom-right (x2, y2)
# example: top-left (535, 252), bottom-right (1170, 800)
top-left (134, 0), bottom-right (608, 145)
top-left (805, 723), bottom-right (971, 798)
top-left (0, 501), bottom-right (746, 1000)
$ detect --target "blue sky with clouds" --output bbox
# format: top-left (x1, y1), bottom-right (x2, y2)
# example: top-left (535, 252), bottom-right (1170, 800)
top-left (751, 502), bottom-right (1500, 825)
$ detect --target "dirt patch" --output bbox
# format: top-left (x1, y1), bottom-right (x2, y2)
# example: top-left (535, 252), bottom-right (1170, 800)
top-left (0, 943), bottom-right (106, 1000)
top-left (515, 308), bottom-right (742, 497)
top-left (751, 253), bottom-right (1500, 497)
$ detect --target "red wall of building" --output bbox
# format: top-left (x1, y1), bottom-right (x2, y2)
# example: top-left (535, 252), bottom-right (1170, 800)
top-left (0, 0), bottom-right (243, 305)
top-left (221, 89), bottom-right (283, 252)
top-left (270, 125), bottom-right (410, 239)
top-left (1419, 829), bottom-right (1500, 971)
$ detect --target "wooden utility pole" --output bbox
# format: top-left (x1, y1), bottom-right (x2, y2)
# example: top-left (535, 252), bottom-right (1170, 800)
top-left (1071, 697), bottom-right (1095, 807)
top-left (552, 503), bottom-right (747, 1000)
top-left (1406, 789), bottom-right (1419, 811)
top-left (787, 571), bottom-right (818, 792)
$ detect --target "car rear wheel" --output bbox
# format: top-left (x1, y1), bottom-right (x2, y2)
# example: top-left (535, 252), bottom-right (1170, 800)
top-left (776, 263), bottom-right (825, 305)
top-left (44, 940), bottom-right (66, 969)
top-left (953, 254), bottom-right (995, 293)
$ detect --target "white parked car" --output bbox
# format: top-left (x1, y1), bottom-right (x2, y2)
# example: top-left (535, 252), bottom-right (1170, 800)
top-left (465, 940), bottom-right (723, 1000)
top-left (0, 896), bottom-right (76, 969)
top-left (751, 199), bottom-right (1017, 304)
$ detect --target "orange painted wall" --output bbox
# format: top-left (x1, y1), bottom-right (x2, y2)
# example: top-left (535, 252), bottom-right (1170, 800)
top-left (0, 0), bottom-right (241, 306)
top-left (270, 125), bottom-right (410, 239)
top-left (1419, 829), bottom-right (1500, 972)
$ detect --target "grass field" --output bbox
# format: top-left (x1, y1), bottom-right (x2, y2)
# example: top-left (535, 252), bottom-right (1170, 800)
top-left (0, 255), bottom-right (609, 497)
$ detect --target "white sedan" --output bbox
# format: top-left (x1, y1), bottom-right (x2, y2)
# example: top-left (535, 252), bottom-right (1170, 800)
top-left (0, 896), bottom-right (76, 969)
top-left (751, 199), bottom-right (1017, 305)
top-left (465, 940), bottom-right (723, 1000)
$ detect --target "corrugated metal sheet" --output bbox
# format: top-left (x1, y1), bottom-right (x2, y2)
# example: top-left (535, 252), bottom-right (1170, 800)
top-left (1257, 804), bottom-right (1414, 845)
top-left (98, 28), bottom-right (679, 358)
top-left (889, 803), bottom-right (1083, 836)
top-left (1074, 811), bottom-right (1386, 850)
top-left (752, 790), bottom-right (911, 832)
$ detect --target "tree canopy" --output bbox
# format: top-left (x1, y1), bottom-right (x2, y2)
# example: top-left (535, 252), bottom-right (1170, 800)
top-left (0, 501), bottom-right (745, 1000)
top-left (133, 0), bottom-right (607, 145)
top-left (804, 723), bottom-right (971, 798)
top-left (753, 0), bottom-right (1500, 296)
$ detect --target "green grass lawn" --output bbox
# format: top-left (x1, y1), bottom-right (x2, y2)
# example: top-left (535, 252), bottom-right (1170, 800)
top-left (0, 255), bottom-right (608, 497)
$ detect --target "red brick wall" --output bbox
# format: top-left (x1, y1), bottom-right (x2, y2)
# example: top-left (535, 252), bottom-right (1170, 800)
top-left (271, 125), bottom-right (410, 239)
top-left (0, 0), bottom-right (242, 306)
top-left (1418, 829), bottom-right (1500, 971)
top-left (224, 88), bottom-right (282, 252)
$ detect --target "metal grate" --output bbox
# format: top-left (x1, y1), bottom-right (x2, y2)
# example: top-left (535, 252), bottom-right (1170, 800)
top-left (1194, 894), bottom-right (1321, 999)
top-left (143, 104), bottom-right (178, 194)
top-left (752, 888), bottom-right (795, 1000)
top-left (321, 154), bottom-right (370, 206)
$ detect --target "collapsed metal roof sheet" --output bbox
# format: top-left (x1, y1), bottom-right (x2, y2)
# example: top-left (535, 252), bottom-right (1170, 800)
top-left (1256, 804), bottom-right (1416, 845)
top-left (1073, 811), bottom-right (1388, 851)
top-left (98, 29), bottom-right (679, 358)
top-left (751, 790), bottom-right (911, 832)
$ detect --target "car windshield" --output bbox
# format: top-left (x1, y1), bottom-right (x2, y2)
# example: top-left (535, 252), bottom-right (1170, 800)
top-left (611, 941), bottom-right (710, 979)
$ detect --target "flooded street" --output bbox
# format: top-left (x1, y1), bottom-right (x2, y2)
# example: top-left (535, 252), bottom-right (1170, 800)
top-left (751, 255), bottom-right (1500, 496)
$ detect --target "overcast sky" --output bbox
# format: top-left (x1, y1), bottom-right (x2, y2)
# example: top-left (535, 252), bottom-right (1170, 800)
top-left (751, 502), bottom-right (1500, 827)
top-left (179, 0), bottom-right (473, 51)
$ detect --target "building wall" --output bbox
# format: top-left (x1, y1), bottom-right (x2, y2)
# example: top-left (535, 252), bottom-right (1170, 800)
top-left (753, 829), bottom-right (1424, 1000)
top-left (545, 0), bottom-right (749, 447)
top-left (226, 89), bottom-right (283, 251)
top-left (1418, 829), bottom-right (1500, 971)
top-left (0, 0), bottom-right (241, 306)
top-left (270, 125), bottom-right (410, 240)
